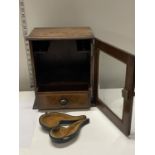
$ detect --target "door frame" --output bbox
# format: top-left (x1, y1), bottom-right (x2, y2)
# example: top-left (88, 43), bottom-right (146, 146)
top-left (93, 38), bottom-right (135, 136)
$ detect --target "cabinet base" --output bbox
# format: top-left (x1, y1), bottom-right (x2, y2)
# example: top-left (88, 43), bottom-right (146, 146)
top-left (33, 98), bottom-right (39, 109)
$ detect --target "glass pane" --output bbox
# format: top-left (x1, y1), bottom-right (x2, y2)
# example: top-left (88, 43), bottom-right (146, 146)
top-left (98, 51), bottom-right (126, 119)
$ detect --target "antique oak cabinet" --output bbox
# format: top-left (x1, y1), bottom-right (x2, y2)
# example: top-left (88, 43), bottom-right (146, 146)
top-left (27, 27), bottom-right (135, 136)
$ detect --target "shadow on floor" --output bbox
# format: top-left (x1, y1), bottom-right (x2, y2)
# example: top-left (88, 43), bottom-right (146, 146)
top-left (50, 133), bottom-right (80, 148)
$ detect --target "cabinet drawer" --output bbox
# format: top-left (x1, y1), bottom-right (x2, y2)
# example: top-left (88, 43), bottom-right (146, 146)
top-left (36, 91), bottom-right (90, 110)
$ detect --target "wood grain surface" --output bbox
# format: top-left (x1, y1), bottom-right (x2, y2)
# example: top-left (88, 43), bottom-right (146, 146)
top-left (27, 27), bottom-right (94, 40)
top-left (36, 91), bottom-right (90, 110)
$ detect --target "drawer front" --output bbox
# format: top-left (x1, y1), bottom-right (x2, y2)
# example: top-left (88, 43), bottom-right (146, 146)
top-left (36, 91), bottom-right (90, 110)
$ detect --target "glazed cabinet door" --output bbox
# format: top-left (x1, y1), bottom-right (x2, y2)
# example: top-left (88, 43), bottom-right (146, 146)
top-left (93, 38), bottom-right (135, 136)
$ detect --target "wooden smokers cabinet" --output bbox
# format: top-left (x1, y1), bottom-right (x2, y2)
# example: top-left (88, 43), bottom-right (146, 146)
top-left (27, 27), bottom-right (135, 136)
top-left (28, 27), bottom-right (93, 110)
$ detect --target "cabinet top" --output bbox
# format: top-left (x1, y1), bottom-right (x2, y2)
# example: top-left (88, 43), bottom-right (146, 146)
top-left (27, 27), bottom-right (94, 40)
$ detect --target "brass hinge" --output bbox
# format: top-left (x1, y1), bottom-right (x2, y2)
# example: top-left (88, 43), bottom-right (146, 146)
top-left (122, 89), bottom-right (135, 100)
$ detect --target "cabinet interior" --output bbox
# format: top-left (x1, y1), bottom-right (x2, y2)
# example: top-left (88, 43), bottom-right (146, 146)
top-left (32, 39), bottom-right (91, 91)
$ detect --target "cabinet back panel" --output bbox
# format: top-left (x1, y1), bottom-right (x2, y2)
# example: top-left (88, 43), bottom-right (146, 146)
top-left (32, 40), bottom-right (91, 89)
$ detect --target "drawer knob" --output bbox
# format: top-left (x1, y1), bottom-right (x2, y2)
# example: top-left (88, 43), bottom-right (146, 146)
top-left (59, 98), bottom-right (68, 106)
